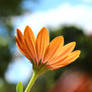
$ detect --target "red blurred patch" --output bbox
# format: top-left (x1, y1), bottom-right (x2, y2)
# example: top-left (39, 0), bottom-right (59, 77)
top-left (49, 69), bottom-right (92, 92)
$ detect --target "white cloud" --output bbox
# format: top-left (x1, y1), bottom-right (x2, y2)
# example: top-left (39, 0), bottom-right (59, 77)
top-left (14, 3), bottom-right (92, 35)
top-left (5, 57), bottom-right (32, 84)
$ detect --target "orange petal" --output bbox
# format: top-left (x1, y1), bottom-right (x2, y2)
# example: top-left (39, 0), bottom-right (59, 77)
top-left (16, 28), bottom-right (34, 60)
top-left (24, 26), bottom-right (37, 60)
top-left (15, 35), bottom-right (30, 60)
top-left (48, 42), bottom-right (76, 64)
top-left (16, 28), bottom-right (23, 43)
top-left (36, 27), bottom-right (49, 61)
top-left (61, 50), bottom-right (81, 65)
top-left (49, 50), bottom-right (81, 70)
top-left (44, 36), bottom-right (64, 62)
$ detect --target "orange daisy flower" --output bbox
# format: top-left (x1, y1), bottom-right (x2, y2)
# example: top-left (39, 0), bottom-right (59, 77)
top-left (15, 26), bottom-right (80, 73)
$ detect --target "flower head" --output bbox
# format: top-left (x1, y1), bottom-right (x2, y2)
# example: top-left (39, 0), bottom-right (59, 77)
top-left (15, 26), bottom-right (80, 73)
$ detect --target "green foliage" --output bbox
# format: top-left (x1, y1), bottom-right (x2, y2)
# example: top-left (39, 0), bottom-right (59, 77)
top-left (0, 37), bottom-right (12, 78)
top-left (0, 79), bottom-right (16, 92)
top-left (0, 0), bottom-right (22, 17)
top-left (16, 81), bottom-right (23, 92)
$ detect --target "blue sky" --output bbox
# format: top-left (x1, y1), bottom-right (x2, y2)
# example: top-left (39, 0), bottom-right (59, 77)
top-left (32, 0), bottom-right (92, 11)
top-left (6, 0), bottom-right (92, 84)
top-left (23, 0), bottom-right (92, 13)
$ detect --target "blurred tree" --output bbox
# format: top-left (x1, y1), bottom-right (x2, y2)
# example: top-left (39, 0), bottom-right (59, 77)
top-left (0, 0), bottom-right (23, 37)
top-left (0, 0), bottom-right (22, 17)
top-left (0, 37), bottom-right (12, 78)
top-left (0, 78), bottom-right (16, 92)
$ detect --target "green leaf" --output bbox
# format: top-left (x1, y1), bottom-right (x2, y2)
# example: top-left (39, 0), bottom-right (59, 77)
top-left (16, 81), bottom-right (23, 92)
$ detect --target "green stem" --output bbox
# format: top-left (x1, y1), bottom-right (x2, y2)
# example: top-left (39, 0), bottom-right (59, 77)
top-left (25, 71), bottom-right (38, 92)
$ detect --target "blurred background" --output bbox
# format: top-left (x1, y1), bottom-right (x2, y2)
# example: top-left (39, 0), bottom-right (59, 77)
top-left (0, 0), bottom-right (92, 92)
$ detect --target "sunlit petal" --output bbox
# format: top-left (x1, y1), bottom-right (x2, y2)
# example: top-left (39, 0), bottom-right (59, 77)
top-left (16, 28), bottom-right (35, 61)
top-left (48, 42), bottom-right (76, 64)
top-left (15, 35), bottom-right (30, 60)
top-left (49, 50), bottom-right (81, 70)
top-left (44, 36), bottom-right (64, 62)
top-left (36, 27), bottom-right (49, 61)
top-left (24, 26), bottom-right (37, 60)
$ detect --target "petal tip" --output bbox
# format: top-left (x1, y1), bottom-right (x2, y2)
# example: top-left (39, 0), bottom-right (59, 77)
top-left (41, 27), bottom-right (48, 33)
top-left (57, 36), bottom-right (64, 44)
top-left (25, 25), bottom-right (32, 31)
top-left (60, 36), bottom-right (64, 40)
top-left (25, 25), bottom-right (30, 29)
top-left (16, 28), bottom-right (20, 33)
top-left (73, 50), bottom-right (81, 58)
top-left (38, 27), bottom-right (49, 37)
top-left (25, 25), bottom-right (31, 30)
top-left (24, 25), bottom-right (33, 35)
top-left (72, 41), bottom-right (76, 46)
top-left (42, 27), bottom-right (47, 30)
top-left (77, 50), bottom-right (81, 56)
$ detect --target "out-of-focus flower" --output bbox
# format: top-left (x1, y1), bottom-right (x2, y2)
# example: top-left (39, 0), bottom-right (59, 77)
top-left (49, 70), bottom-right (92, 92)
top-left (15, 26), bottom-right (80, 73)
